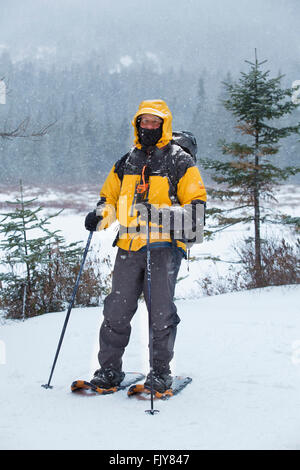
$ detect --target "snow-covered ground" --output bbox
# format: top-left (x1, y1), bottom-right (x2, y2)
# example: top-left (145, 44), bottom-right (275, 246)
top-left (0, 184), bottom-right (299, 450)
top-left (1, 183), bottom-right (298, 298)
top-left (0, 285), bottom-right (300, 450)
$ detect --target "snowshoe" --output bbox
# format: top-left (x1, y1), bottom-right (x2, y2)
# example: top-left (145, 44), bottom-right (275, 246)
top-left (128, 376), bottom-right (192, 400)
top-left (71, 372), bottom-right (145, 396)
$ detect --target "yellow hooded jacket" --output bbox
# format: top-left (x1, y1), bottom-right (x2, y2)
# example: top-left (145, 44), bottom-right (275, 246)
top-left (97, 99), bottom-right (207, 253)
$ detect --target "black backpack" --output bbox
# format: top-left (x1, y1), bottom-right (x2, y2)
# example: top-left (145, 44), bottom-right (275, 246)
top-left (171, 131), bottom-right (197, 163)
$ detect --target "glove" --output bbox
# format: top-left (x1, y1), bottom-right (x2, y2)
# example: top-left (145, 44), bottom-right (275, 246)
top-left (84, 210), bottom-right (102, 232)
top-left (137, 201), bottom-right (205, 245)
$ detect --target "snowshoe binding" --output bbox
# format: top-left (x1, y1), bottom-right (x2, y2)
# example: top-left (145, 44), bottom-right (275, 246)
top-left (128, 375), bottom-right (192, 400)
top-left (71, 371), bottom-right (145, 396)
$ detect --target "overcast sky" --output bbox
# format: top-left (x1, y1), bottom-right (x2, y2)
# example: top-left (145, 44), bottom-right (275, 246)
top-left (0, 0), bottom-right (299, 79)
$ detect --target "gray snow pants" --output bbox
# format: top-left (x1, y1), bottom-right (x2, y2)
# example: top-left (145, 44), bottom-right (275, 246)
top-left (98, 246), bottom-right (183, 374)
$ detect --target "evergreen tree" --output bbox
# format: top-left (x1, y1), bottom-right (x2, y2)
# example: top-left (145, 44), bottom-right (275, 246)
top-left (201, 51), bottom-right (300, 286)
top-left (0, 181), bottom-right (83, 318)
top-left (191, 75), bottom-right (212, 159)
top-left (214, 71), bottom-right (236, 149)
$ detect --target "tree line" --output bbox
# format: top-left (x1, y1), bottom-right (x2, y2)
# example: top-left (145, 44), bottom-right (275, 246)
top-left (0, 50), bottom-right (299, 186)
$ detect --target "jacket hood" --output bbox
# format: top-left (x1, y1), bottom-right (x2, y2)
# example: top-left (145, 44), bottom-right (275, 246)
top-left (132, 99), bottom-right (173, 149)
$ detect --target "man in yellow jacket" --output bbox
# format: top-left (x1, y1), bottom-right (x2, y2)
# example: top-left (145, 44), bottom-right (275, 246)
top-left (85, 99), bottom-right (206, 393)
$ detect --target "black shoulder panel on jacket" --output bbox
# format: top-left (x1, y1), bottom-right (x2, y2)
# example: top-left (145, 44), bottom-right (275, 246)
top-left (114, 152), bottom-right (130, 181)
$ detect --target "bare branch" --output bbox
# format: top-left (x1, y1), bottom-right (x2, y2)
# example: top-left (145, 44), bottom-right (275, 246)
top-left (0, 117), bottom-right (56, 140)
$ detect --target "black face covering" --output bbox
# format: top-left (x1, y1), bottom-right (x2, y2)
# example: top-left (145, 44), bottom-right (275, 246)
top-left (137, 124), bottom-right (163, 148)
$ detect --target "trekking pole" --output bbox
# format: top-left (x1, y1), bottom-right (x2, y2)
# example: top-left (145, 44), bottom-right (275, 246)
top-left (144, 211), bottom-right (159, 415)
top-left (42, 231), bottom-right (93, 389)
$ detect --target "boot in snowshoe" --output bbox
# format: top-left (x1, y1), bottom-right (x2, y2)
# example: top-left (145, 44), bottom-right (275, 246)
top-left (144, 370), bottom-right (173, 393)
top-left (90, 368), bottom-right (125, 389)
top-left (128, 375), bottom-right (192, 400)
